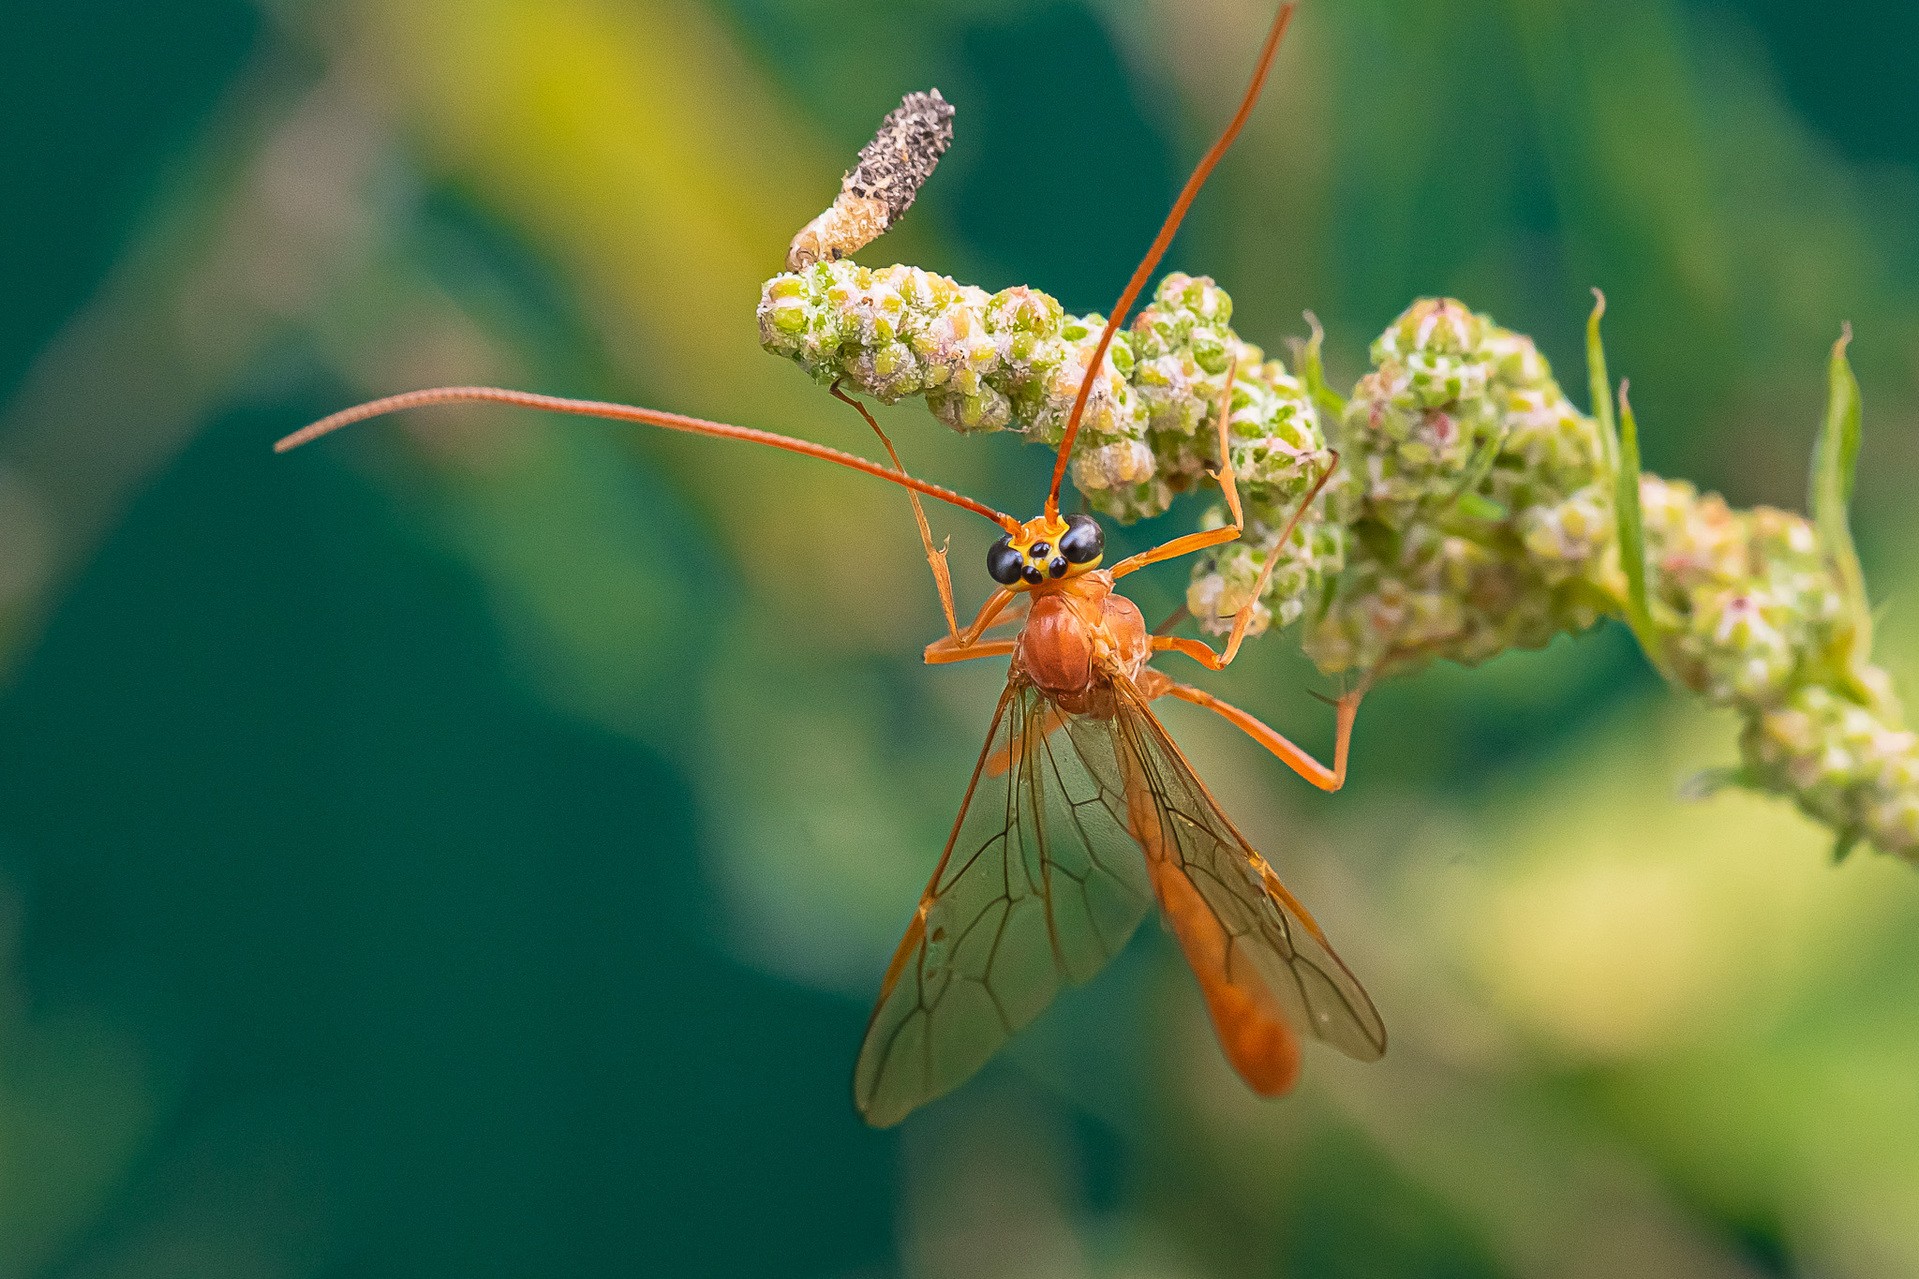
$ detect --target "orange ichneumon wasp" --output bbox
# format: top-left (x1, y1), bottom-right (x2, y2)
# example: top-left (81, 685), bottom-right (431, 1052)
top-left (276, 1), bottom-right (1385, 1126)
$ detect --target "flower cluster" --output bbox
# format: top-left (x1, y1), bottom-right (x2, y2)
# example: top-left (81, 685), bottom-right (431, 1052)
top-left (758, 263), bottom-right (1331, 525)
top-left (1745, 689), bottom-right (1919, 858)
top-left (759, 264), bottom-right (1916, 864)
top-left (1639, 479), bottom-right (1845, 705)
top-left (1300, 299), bottom-right (1615, 674)
top-left (1640, 475), bottom-right (1915, 857)
top-left (1186, 507), bottom-right (1344, 637)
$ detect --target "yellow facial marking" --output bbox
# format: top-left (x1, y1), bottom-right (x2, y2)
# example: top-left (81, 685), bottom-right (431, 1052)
top-left (987, 513), bottom-right (1105, 589)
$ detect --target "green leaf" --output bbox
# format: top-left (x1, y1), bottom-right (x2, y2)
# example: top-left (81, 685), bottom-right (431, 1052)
top-left (1588, 291), bottom-right (1659, 663)
top-left (1449, 423), bottom-right (1509, 508)
top-left (1586, 289), bottom-right (1618, 474)
top-left (1615, 382), bottom-right (1653, 646)
top-left (1677, 765), bottom-right (1761, 801)
top-left (1454, 492), bottom-right (1508, 522)
top-left (1300, 311), bottom-right (1347, 422)
top-left (1810, 324), bottom-right (1873, 676)
top-left (1833, 829), bottom-right (1861, 865)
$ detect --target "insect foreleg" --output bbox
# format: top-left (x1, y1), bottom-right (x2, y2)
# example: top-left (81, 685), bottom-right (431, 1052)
top-left (922, 589), bottom-right (1019, 664)
top-left (829, 382), bottom-right (979, 642)
top-left (923, 637), bottom-right (1018, 667)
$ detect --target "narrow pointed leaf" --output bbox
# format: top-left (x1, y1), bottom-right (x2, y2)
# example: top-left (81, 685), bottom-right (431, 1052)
top-left (1300, 311), bottom-right (1347, 421)
top-left (1810, 325), bottom-right (1872, 673)
top-left (1587, 289), bottom-right (1618, 473)
top-left (1589, 291), bottom-right (1657, 661)
top-left (1615, 383), bottom-right (1656, 653)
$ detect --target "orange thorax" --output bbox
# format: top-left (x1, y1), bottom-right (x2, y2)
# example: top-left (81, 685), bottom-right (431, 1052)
top-left (1017, 571), bottom-right (1149, 711)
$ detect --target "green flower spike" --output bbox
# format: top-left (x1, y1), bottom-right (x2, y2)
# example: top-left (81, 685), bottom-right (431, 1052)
top-left (1304, 297), bottom-right (1614, 676)
top-left (1595, 314), bottom-right (1915, 864)
top-left (762, 259), bottom-right (1917, 866)
top-left (758, 266), bottom-right (1333, 528)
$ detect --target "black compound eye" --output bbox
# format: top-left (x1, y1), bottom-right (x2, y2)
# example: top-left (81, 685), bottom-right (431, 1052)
top-left (1060, 514), bottom-right (1104, 564)
top-left (987, 536), bottom-right (1024, 586)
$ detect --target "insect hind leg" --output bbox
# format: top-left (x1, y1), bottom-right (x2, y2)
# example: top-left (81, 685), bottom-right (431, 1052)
top-left (1147, 675), bottom-right (1364, 793)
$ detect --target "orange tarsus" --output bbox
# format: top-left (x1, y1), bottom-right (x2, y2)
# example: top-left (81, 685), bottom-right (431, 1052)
top-left (276, 384), bottom-right (1020, 533)
top-left (1046, 2), bottom-right (1298, 517)
top-left (923, 586), bottom-right (1022, 663)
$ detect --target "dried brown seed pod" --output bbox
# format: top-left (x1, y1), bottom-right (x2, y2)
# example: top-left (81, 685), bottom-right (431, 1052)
top-left (787, 89), bottom-right (955, 270)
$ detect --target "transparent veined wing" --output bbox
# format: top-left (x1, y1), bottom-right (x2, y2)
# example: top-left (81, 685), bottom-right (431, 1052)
top-left (855, 680), bottom-right (1156, 1127)
top-left (1110, 676), bottom-right (1386, 1092)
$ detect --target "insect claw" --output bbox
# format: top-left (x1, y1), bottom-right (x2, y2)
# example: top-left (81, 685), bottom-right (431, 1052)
top-left (1308, 671), bottom-right (1369, 709)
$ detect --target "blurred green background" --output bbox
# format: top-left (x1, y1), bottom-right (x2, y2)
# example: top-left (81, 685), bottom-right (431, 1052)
top-left (2, 0), bottom-right (1917, 1274)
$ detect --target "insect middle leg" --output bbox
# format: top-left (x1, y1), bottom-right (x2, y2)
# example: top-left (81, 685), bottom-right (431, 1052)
top-left (1109, 365), bottom-right (1337, 673)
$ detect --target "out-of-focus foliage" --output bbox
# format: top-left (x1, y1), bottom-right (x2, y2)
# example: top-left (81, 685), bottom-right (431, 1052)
top-left (1, 0), bottom-right (1916, 1276)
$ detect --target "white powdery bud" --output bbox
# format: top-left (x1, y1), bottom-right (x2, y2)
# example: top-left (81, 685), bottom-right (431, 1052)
top-left (1747, 507), bottom-right (1845, 640)
top-left (1187, 512), bottom-right (1342, 640)
top-left (1030, 331), bottom-right (1137, 448)
top-left (1072, 439), bottom-right (1157, 492)
top-left (1744, 685), bottom-right (1919, 859)
top-left (1481, 326), bottom-right (1554, 390)
top-left (1873, 740), bottom-right (1919, 794)
top-left (1689, 588), bottom-right (1796, 705)
top-left (1134, 347), bottom-right (1211, 437)
top-left (917, 299), bottom-right (999, 396)
top-left (1498, 387), bottom-right (1605, 494)
top-left (1639, 476), bottom-right (1748, 603)
top-left (1863, 743), bottom-right (1919, 855)
top-left (928, 381), bottom-right (1012, 432)
top-left (1866, 795), bottom-right (1919, 856)
top-left (1520, 485), bottom-right (1613, 579)
top-left (1373, 299), bottom-right (1491, 407)
top-left (1187, 557), bottom-right (1273, 639)
top-left (1227, 371), bottom-right (1323, 496)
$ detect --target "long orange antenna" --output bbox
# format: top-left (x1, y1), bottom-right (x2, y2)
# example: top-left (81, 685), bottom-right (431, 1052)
top-left (1046, 2), bottom-right (1297, 518)
top-left (276, 385), bottom-right (1020, 532)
